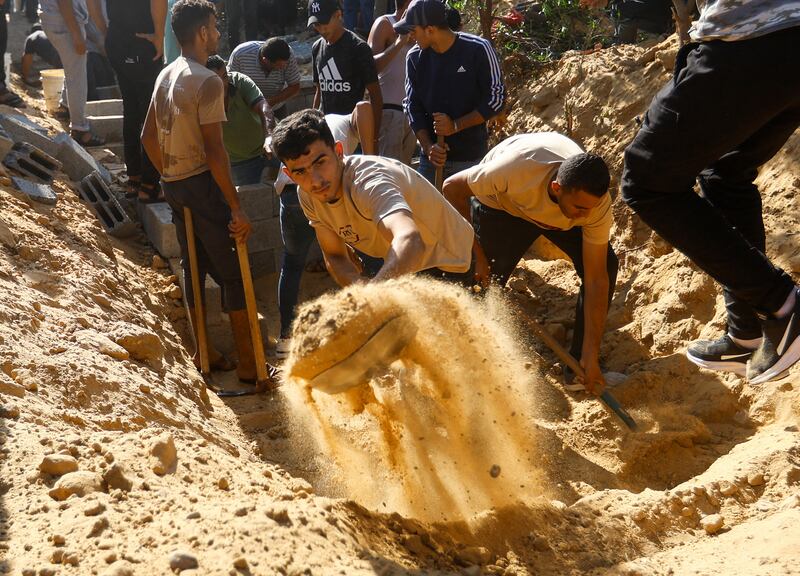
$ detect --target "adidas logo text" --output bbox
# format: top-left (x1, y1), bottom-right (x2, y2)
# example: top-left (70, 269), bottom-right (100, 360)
top-left (319, 60), bottom-right (352, 93)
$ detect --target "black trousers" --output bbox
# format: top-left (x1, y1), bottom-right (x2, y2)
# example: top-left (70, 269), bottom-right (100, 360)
top-left (621, 26), bottom-right (800, 340)
top-left (472, 199), bottom-right (619, 360)
top-left (163, 171), bottom-right (246, 312)
top-left (106, 34), bottom-right (162, 188)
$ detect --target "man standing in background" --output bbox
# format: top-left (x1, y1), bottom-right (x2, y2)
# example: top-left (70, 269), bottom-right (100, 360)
top-left (368, 0), bottom-right (415, 164)
top-left (309, 0), bottom-right (382, 147)
top-left (229, 37), bottom-right (301, 121)
top-left (400, 0), bottom-right (505, 184)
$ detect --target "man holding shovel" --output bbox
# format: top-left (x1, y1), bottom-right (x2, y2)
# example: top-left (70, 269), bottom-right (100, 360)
top-left (443, 133), bottom-right (616, 395)
top-left (142, 0), bottom-right (272, 387)
top-left (271, 108), bottom-right (479, 288)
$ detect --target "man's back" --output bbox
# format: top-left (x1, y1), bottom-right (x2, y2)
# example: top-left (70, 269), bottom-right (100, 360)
top-left (229, 40), bottom-right (301, 109)
top-left (153, 56), bottom-right (226, 182)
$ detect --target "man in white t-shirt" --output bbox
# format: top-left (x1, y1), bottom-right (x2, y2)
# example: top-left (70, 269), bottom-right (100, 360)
top-left (443, 132), bottom-right (616, 395)
top-left (271, 103), bottom-right (377, 357)
top-left (272, 108), bottom-right (475, 289)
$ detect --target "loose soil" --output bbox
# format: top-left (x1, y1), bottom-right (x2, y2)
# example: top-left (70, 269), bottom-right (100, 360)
top-left (0, 33), bottom-right (798, 576)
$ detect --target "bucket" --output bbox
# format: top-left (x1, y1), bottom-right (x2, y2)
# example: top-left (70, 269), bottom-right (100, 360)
top-left (40, 69), bottom-right (65, 112)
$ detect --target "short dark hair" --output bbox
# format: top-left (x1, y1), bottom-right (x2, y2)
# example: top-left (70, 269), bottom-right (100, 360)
top-left (446, 6), bottom-right (462, 31)
top-left (259, 38), bottom-right (291, 63)
top-left (172, 0), bottom-right (216, 47)
top-left (206, 54), bottom-right (226, 70)
top-left (557, 152), bottom-right (610, 197)
top-left (272, 109), bottom-right (335, 161)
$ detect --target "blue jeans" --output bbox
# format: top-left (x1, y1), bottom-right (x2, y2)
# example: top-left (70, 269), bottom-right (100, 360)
top-left (278, 186), bottom-right (316, 338)
top-left (418, 155), bottom-right (480, 187)
top-left (231, 155), bottom-right (267, 186)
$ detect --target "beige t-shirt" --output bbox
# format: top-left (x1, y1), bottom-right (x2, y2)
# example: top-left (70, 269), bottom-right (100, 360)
top-left (152, 57), bottom-right (227, 182)
top-left (465, 133), bottom-right (613, 245)
top-left (300, 155), bottom-right (474, 273)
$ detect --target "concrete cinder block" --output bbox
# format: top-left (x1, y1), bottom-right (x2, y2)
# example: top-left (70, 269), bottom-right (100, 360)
top-left (54, 132), bottom-right (112, 183)
top-left (0, 114), bottom-right (61, 158)
top-left (79, 171), bottom-right (137, 237)
top-left (247, 216), bottom-right (283, 254)
top-left (12, 176), bottom-right (57, 205)
top-left (87, 115), bottom-right (123, 143)
top-left (140, 202), bottom-right (181, 259)
top-left (236, 181), bottom-right (274, 220)
top-left (249, 248), bottom-right (277, 278)
top-left (85, 99), bottom-right (123, 117)
top-left (3, 142), bottom-right (62, 183)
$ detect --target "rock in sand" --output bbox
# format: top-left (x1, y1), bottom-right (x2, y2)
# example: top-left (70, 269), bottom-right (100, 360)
top-left (168, 550), bottom-right (198, 573)
top-left (39, 454), bottom-right (79, 476)
top-left (150, 433), bottom-right (177, 475)
top-left (700, 514), bottom-right (724, 534)
top-left (48, 471), bottom-right (103, 501)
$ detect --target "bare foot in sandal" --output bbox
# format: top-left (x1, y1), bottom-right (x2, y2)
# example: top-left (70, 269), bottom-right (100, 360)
top-left (71, 129), bottom-right (105, 147)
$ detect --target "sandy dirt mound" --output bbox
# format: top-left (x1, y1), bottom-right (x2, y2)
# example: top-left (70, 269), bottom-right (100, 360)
top-left (1, 32), bottom-right (799, 576)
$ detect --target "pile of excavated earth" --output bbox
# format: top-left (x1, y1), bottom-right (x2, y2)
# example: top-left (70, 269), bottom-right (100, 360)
top-left (0, 34), bottom-right (799, 576)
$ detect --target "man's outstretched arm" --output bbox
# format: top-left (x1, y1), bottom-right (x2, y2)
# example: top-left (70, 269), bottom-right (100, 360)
top-left (373, 210), bottom-right (425, 282)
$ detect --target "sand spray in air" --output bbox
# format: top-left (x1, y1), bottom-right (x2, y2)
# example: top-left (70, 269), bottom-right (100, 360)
top-left (284, 277), bottom-right (548, 522)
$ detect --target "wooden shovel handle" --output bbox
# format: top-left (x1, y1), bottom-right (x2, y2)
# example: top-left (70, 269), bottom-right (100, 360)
top-left (434, 134), bottom-right (445, 192)
top-left (235, 238), bottom-right (269, 387)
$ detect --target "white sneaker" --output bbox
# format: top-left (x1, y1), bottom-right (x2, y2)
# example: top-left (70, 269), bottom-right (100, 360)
top-left (276, 338), bottom-right (291, 359)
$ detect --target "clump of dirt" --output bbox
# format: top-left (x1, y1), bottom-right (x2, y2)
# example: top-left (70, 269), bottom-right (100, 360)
top-left (285, 278), bottom-right (549, 523)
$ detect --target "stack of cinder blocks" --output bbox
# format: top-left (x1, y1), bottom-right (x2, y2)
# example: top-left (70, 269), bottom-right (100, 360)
top-left (141, 180), bottom-right (283, 278)
top-left (85, 99), bottom-right (124, 156)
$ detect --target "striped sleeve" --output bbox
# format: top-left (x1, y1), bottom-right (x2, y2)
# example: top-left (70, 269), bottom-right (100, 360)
top-left (462, 34), bottom-right (505, 119)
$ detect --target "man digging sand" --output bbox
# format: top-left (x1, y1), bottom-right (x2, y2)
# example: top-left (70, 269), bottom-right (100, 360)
top-left (271, 108), bottom-right (480, 287)
top-left (443, 133), bottom-right (617, 395)
top-left (142, 0), bottom-right (276, 387)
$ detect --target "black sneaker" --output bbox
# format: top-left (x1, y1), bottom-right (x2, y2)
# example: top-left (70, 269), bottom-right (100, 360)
top-left (748, 288), bottom-right (800, 385)
top-left (686, 334), bottom-right (755, 376)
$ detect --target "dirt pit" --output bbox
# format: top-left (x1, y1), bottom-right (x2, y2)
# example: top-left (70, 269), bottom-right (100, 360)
top-left (1, 32), bottom-right (799, 576)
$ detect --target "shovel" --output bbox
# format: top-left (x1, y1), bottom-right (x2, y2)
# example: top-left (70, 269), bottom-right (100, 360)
top-left (307, 314), bottom-right (418, 394)
top-left (434, 134), bottom-right (445, 191)
top-left (524, 316), bottom-right (637, 431)
top-left (183, 207), bottom-right (260, 397)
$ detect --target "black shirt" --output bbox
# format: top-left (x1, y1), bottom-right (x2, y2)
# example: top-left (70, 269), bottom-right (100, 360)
top-left (312, 29), bottom-right (379, 115)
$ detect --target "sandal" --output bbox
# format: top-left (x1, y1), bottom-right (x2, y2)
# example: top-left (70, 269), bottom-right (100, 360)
top-left (125, 178), bottom-right (141, 199)
top-left (0, 89), bottom-right (26, 109)
top-left (137, 182), bottom-right (165, 204)
top-left (71, 129), bottom-right (105, 147)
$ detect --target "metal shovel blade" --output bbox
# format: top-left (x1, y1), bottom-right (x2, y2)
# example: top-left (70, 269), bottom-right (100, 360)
top-left (308, 314), bottom-right (418, 394)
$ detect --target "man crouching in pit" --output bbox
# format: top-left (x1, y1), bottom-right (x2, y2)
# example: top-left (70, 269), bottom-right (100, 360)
top-left (271, 108), bottom-right (484, 286)
top-left (443, 133), bottom-right (617, 396)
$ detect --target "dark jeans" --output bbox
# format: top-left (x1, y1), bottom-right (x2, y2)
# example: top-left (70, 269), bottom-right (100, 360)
top-left (621, 26), bottom-right (800, 339)
top-left (227, 0), bottom-right (259, 51)
top-left (278, 186), bottom-right (315, 338)
top-left (164, 171), bottom-right (246, 312)
top-left (231, 155), bottom-right (267, 186)
top-left (106, 35), bottom-right (161, 187)
top-left (473, 200), bottom-right (619, 360)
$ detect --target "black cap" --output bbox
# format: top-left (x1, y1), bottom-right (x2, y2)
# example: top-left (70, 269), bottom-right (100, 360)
top-left (393, 0), bottom-right (448, 34)
top-left (308, 0), bottom-right (341, 26)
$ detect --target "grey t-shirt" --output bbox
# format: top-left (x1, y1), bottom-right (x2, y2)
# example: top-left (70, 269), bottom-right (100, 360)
top-left (691, 0), bottom-right (800, 42)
